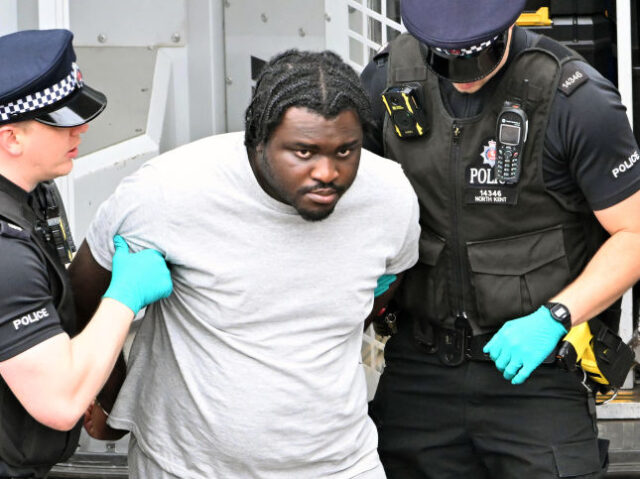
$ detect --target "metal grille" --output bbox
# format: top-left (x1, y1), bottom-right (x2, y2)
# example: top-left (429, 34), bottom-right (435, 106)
top-left (326, 0), bottom-right (403, 73)
top-left (361, 326), bottom-right (387, 400)
top-left (346, 0), bottom-right (403, 70)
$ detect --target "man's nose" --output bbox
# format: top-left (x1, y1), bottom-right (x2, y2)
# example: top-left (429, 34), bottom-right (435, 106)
top-left (310, 156), bottom-right (339, 184)
top-left (71, 123), bottom-right (90, 135)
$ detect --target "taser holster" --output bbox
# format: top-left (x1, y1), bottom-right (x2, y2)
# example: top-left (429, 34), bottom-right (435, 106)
top-left (556, 319), bottom-right (636, 391)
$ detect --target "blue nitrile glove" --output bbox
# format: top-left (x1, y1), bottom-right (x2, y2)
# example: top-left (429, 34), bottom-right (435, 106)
top-left (483, 306), bottom-right (567, 385)
top-left (103, 235), bottom-right (173, 315)
top-left (374, 274), bottom-right (397, 297)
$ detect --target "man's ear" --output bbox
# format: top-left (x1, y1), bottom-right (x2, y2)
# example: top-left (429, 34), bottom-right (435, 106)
top-left (0, 124), bottom-right (24, 156)
top-left (249, 142), bottom-right (265, 162)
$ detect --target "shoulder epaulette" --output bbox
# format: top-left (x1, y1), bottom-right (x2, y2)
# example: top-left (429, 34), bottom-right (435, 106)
top-left (532, 34), bottom-right (589, 96)
top-left (557, 62), bottom-right (589, 96)
top-left (373, 45), bottom-right (390, 67)
top-left (0, 220), bottom-right (30, 240)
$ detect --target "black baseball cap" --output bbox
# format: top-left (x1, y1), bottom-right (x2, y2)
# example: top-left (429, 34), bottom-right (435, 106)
top-left (401, 0), bottom-right (527, 83)
top-left (0, 29), bottom-right (106, 127)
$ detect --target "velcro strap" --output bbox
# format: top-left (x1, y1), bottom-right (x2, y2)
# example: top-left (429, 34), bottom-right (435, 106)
top-left (393, 66), bottom-right (428, 82)
top-left (534, 34), bottom-right (575, 62)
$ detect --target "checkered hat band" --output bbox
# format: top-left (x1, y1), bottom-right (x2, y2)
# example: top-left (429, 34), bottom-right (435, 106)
top-left (0, 63), bottom-right (84, 122)
top-left (434, 35), bottom-right (499, 57)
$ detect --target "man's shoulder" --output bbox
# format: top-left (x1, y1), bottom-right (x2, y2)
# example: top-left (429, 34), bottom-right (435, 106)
top-left (0, 219), bottom-right (30, 241)
top-left (151, 131), bottom-right (245, 167)
top-left (0, 232), bottom-right (45, 288)
top-left (0, 221), bottom-right (37, 259)
top-left (359, 148), bottom-right (399, 171)
top-left (548, 57), bottom-right (624, 125)
top-left (361, 45), bottom-right (389, 90)
top-left (136, 131), bottom-right (246, 189)
top-left (358, 149), bottom-right (414, 194)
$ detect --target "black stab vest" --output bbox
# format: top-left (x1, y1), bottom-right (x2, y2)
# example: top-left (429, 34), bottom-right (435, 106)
top-left (0, 181), bottom-right (80, 478)
top-left (383, 33), bottom-right (616, 342)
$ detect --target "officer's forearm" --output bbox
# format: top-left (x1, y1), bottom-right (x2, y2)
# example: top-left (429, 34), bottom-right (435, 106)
top-left (551, 229), bottom-right (640, 326)
top-left (65, 299), bottom-right (133, 416)
top-left (0, 299), bottom-right (133, 431)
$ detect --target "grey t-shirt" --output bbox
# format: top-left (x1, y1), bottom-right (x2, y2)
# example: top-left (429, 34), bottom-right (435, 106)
top-left (87, 132), bottom-right (420, 479)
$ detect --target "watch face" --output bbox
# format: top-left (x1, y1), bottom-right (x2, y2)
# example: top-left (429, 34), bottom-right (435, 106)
top-left (551, 303), bottom-right (569, 319)
top-left (547, 302), bottom-right (571, 330)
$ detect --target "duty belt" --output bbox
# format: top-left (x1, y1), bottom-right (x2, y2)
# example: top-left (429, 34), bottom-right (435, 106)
top-left (425, 325), bottom-right (559, 366)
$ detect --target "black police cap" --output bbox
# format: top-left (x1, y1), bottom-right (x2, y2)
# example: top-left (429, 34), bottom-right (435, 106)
top-left (400, 0), bottom-right (526, 83)
top-left (401, 0), bottom-right (526, 49)
top-left (0, 29), bottom-right (106, 127)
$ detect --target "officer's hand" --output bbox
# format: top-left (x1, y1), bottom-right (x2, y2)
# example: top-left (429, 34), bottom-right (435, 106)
top-left (483, 306), bottom-right (567, 385)
top-left (103, 235), bottom-right (173, 315)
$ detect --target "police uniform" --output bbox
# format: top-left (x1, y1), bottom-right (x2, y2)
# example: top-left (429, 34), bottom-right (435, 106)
top-left (361, 1), bottom-right (640, 477)
top-left (0, 29), bottom-right (106, 478)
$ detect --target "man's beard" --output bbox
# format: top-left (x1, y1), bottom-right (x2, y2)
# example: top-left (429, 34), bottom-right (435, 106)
top-left (259, 150), bottom-right (345, 222)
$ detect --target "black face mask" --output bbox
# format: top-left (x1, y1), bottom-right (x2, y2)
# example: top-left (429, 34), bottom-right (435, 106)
top-left (424, 30), bottom-right (508, 83)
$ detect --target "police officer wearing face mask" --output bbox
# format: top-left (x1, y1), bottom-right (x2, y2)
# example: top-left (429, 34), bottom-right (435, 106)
top-left (361, 0), bottom-right (640, 477)
top-left (0, 29), bottom-right (172, 478)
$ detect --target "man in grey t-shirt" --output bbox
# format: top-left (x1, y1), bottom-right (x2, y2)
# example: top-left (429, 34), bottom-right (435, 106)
top-left (71, 50), bottom-right (420, 479)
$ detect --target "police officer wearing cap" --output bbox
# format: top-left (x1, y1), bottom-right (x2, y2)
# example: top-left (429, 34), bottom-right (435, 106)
top-left (0, 29), bottom-right (173, 478)
top-left (362, 0), bottom-right (640, 477)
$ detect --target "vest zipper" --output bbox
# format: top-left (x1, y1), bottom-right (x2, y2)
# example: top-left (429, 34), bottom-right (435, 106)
top-left (451, 123), bottom-right (467, 324)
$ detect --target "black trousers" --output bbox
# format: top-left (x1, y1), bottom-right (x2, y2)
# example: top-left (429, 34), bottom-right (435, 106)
top-left (370, 325), bottom-right (608, 479)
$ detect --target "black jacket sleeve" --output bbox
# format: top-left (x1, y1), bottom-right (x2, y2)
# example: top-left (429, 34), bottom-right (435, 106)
top-left (0, 236), bottom-right (64, 361)
top-left (361, 51), bottom-right (390, 156)
top-left (544, 61), bottom-right (640, 210)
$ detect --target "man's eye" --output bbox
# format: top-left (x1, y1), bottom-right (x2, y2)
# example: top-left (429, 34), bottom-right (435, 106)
top-left (295, 150), bottom-right (312, 159)
top-left (336, 149), bottom-right (351, 158)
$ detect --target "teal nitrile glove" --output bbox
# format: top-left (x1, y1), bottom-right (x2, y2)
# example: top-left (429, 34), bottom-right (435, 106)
top-left (483, 306), bottom-right (567, 385)
top-left (103, 235), bottom-right (173, 315)
top-left (374, 274), bottom-right (397, 297)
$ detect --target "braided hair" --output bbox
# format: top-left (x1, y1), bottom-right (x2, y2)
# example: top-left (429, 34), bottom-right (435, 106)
top-left (244, 49), bottom-right (373, 153)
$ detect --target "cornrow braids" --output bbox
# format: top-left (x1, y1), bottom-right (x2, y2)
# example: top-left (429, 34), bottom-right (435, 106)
top-left (244, 49), bottom-right (373, 152)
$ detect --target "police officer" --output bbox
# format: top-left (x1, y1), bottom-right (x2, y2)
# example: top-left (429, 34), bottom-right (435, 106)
top-left (361, 0), bottom-right (640, 477)
top-left (0, 29), bottom-right (173, 478)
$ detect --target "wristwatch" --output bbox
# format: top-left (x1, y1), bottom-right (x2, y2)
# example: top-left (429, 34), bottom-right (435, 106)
top-left (544, 302), bottom-right (572, 331)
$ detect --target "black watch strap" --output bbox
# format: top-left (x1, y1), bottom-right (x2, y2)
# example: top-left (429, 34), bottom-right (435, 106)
top-left (545, 302), bottom-right (572, 331)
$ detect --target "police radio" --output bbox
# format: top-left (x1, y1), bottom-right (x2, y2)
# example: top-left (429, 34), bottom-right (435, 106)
top-left (381, 84), bottom-right (428, 138)
top-left (495, 101), bottom-right (528, 184)
top-left (34, 181), bottom-right (76, 265)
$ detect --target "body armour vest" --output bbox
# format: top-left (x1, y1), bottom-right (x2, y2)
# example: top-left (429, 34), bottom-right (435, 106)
top-left (0, 181), bottom-right (80, 478)
top-left (384, 33), bottom-right (615, 342)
